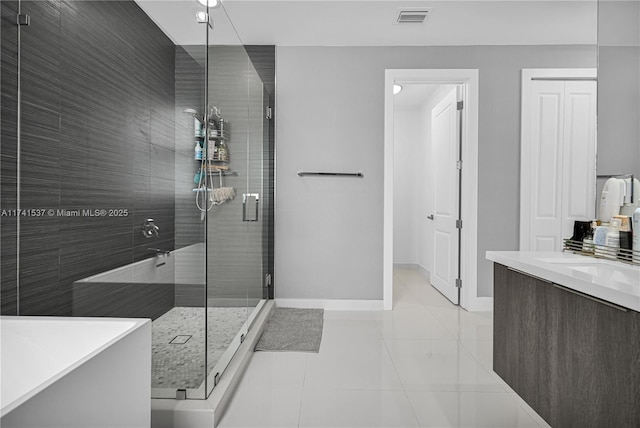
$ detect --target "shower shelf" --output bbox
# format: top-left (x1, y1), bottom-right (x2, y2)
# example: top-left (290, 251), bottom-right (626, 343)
top-left (206, 131), bottom-right (230, 140)
top-left (206, 169), bottom-right (237, 176)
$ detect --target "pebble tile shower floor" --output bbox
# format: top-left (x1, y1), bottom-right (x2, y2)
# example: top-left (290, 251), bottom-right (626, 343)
top-left (151, 307), bottom-right (249, 389)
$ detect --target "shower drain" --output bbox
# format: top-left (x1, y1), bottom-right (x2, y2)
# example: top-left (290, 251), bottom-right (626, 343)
top-left (170, 335), bottom-right (192, 345)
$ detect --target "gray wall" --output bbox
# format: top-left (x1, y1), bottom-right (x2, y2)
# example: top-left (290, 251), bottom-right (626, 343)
top-left (0, 0), bottom-right (176, 315)
top-left (597, 0), bottom-right (640, 179)
top-left (275, 45), bottom-right (597, 301)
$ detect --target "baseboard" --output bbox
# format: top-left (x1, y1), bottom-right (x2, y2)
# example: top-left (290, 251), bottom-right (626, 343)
top-left (393, 263), bottom-right (418, 270)
top-left (275, 298), bottom-right (384, 311)
top-left (151, 300), bottom-right (275, 428)
top-left (393, 263), bottom-right (431, 282)
top-left (417, 264), bottom-right (430, 282)
top-left (462, 296), bottom-right (493, 312)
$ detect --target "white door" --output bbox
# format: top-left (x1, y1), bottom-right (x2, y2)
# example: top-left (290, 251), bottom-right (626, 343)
top-left (561, 81), bottom-right (597, 240)
top-left (522, 78), bottom-right (597, 251)
top-left (430, 88), bottom-right (460, 304)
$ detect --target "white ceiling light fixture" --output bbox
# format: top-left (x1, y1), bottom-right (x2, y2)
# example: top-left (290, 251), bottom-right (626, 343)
top-left (196, 0), bottom-right (220, 8)
top-left (393, 84), bottom-right (403, 95)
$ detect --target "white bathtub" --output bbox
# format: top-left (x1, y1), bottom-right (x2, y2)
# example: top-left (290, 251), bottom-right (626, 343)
top-left (74, 243), bottom-right (205, 285)
top-left (72, 244), bottom-right (208, 318)
top-left (1, 316), bottom-right (151, 428)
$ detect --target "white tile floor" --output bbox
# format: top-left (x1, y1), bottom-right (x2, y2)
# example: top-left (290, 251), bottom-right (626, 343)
top-left (218, 269), bottom-right (552, 428)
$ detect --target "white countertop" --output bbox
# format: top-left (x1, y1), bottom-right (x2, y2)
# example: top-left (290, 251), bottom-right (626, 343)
top-left (486, 251), bottom-right (640, 312)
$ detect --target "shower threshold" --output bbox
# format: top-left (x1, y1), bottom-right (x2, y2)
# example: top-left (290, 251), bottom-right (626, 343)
top-left (150, 300), bottom-right (274, 427)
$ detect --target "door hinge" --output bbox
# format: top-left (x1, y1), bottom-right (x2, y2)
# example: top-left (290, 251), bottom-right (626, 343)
top-left (455, 278), bottom-right (462, 288)
top-left (456, 160), bottom-right (463, 170)
top-left (457, 100), bottom-right (463, 110)
top-left (456, 219), bottom-right (463, 229)
top-left (17, 14), bottom-right (30, 26)
top-left (265, 273), bottom-right (272, 287)
top-left (266, 106), bottom-right (272, 120)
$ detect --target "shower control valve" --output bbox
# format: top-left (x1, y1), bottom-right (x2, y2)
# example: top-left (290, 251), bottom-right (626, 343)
top-left (142, 219), bottom-right (159, 238)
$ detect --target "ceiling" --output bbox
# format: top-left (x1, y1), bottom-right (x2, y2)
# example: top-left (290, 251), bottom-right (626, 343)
top-left (135, 0), bottom-right (598, 47)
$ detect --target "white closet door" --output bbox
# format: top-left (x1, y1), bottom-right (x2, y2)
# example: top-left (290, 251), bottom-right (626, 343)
top-left (561, 81), bottom-right (597, 240)
top-left (529, 80), bottom-right (565, 251)
top-left (523, 79), bottom-right (597, 251)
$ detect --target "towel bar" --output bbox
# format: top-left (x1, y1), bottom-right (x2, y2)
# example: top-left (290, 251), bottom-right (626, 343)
top-left (297, 171), bottom-right (363, 178)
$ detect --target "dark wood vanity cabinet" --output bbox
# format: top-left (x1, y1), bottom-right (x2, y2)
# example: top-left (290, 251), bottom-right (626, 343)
top-left (493, 263), bottom-right (640, 428)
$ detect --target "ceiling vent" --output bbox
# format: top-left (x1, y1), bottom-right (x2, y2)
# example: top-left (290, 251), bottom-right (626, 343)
top-left (396, 8), bottom-right (431, 24)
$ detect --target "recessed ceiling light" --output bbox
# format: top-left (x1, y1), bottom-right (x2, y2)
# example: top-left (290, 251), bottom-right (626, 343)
top-left (195, 11), bottom-right (209, 23)
top-left (393, 84), bottom-right (403, 95)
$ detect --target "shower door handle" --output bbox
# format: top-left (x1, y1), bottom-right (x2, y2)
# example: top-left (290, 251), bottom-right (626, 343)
top-left (242, 193), bottom-right (259, 222)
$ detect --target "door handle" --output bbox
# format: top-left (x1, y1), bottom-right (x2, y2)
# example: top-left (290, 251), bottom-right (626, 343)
top-left (427, 215), bottom-right (434, 220)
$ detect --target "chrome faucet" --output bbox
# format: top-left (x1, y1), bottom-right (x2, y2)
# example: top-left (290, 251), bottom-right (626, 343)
top-left (147, 248), bottom-right (170, 257)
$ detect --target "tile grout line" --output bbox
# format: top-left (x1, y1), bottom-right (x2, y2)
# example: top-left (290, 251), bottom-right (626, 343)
top-left (296, 345), bottom-right (311, 427)
top-left (381, 335), bottom-right (422, 427)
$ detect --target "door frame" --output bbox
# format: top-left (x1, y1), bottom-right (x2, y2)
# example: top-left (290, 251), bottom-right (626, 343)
top-left (384, 69), bottom-right (481, 311)
top-left (519, 68), bottom-right (597, 250)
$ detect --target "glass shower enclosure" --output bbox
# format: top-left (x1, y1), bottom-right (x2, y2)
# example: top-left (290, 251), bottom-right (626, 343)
top-left (0, 0), bottom-right (273, 401)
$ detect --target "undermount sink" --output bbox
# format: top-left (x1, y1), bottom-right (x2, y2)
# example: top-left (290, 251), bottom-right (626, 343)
top-left (536, 257), bottom-right (640, 286)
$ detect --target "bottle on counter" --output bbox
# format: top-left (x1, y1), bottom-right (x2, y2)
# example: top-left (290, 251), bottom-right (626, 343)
top-left (594, 224), bottom-right (610, 258)
top-left (582, 223), bottom-right (595, 254)
top-left (604, 218), bottom-right (622, 259)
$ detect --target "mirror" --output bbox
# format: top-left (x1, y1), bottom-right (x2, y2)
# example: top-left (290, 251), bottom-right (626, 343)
top-left (596, 0), bottom-right (640, 204)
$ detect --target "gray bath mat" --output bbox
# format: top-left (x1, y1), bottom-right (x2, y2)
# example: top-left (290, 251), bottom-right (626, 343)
top-left (255, 308), bottom-right (324, 352)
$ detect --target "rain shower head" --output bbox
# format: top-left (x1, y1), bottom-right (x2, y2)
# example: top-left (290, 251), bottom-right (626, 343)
top-left (183, 108), bottom-right (204, 124)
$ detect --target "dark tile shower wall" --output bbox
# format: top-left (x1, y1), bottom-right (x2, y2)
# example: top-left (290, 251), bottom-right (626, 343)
top-left (0, 0), bottom-right (176, 316)
top-left (175, 46), bottom-right (205, 249)
top-left (1, 0), bottom-right (20, 314)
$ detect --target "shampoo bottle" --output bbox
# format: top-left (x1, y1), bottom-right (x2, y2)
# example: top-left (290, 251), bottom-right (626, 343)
top-left (194, 141), bottom-right (202, 160)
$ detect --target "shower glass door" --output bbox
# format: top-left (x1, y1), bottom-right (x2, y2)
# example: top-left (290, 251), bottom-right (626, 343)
top-left (203, 3), bottom-right (268, 397)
